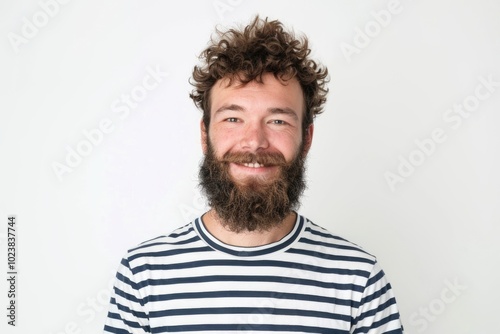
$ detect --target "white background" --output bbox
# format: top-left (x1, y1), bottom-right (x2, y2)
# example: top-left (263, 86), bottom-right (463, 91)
top-left (1, 0), bottom-right (499, 333)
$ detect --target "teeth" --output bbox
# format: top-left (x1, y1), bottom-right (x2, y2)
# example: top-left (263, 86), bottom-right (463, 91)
top-left (243, 162), bottom-right (264, 168)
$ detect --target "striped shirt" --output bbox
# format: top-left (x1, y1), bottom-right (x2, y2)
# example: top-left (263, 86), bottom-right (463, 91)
top-left (104, 214), bottom-right (404, 333)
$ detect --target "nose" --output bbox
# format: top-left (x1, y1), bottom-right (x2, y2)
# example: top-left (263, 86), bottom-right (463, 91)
top-left (240, 122), bottom-right (269, 152)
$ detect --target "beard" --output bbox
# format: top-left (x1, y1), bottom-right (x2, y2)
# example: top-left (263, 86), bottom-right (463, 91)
top-left (199, 140), bottom-right (307, 233)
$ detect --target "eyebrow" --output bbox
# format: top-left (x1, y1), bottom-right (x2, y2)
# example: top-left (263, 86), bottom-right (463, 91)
top-left (268, 107), bottom-right (299, 120)
top-left (214, 104), bottom-right (299, 120)
top-left (214, 104), bottom-right (245, 114)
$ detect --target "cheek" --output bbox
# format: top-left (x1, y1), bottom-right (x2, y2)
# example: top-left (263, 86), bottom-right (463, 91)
top-left (270, 134), bottom-right (303, 160)
top-left (208, 131), bottom-right (235, 156)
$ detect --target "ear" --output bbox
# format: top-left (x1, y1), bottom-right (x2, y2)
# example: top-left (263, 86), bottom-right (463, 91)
top-left (303, 123), bottom-right (314, 155)
top-left (200, 119), bottom-right (208, 154)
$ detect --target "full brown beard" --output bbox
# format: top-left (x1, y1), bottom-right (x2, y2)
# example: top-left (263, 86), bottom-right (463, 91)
top-left (199, 140), bottom-right (307, 233)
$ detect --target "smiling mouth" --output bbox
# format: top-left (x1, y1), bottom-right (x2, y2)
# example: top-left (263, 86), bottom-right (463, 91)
top-left (222, 152), bottom-right (286, 169)
top-left (242, 162), bottom-right (265, 168)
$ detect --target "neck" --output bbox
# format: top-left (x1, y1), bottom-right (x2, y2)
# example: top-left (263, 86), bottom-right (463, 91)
top-left (202, 209), bottom-right (297, 247)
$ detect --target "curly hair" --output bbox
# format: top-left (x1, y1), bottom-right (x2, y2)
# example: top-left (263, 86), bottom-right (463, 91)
top-left (189, 16), bottom-right (329, 132)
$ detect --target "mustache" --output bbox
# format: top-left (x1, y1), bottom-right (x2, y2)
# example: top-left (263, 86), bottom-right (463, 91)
top-left (220, 151), bottom-right (287, 166)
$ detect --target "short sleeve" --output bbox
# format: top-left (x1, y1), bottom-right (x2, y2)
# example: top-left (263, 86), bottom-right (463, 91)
top-left (351, 261), bottom-right (404, 334)
top-left (103, 257), bottom-right (151, 334)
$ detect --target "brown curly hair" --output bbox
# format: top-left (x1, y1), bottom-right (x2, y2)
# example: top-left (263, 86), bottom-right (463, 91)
top-left (189, 16), bottom-right (329, 132)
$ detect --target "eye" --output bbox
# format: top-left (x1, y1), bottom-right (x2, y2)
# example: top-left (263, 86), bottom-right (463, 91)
top-left (225, 117), bottom-right (239, 123)
top-left (270, 119), bottom-right (287, 125)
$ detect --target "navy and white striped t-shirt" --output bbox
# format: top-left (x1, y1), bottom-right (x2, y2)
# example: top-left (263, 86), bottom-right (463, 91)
top-left (104, 214), bottom-right (404, 333)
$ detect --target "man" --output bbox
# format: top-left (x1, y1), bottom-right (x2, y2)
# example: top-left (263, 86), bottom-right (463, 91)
top-left (104, 16), bottom-right (404, 333)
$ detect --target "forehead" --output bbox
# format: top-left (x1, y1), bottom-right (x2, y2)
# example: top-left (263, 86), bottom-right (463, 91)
top-left (210, 73), bottom-right (305, 115)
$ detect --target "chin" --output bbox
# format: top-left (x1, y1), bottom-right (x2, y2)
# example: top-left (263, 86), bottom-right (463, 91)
top-left (231, 173), bottom-right (279, 188)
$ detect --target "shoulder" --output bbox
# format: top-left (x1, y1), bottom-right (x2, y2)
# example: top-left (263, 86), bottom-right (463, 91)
top-left (297, 216), bottom-right (377, 265)
top-left (122, 222), bottom-right (204, 264)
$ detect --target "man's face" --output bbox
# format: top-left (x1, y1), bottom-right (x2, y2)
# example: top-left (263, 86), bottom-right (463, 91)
top-left (198, 73), bottom-right (314, 232)
top-left (202, 73), bottom-right (313, 182)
